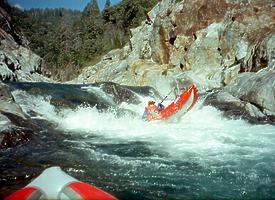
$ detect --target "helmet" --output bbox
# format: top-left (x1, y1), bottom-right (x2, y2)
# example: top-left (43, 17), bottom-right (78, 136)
top-left (148, 100), bottom-right (155, 105)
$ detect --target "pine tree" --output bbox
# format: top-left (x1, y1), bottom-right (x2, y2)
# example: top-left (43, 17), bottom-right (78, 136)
top-left (83, 0), bottom-right (100, 16)
top-left (81, 0), bottom-right (103, 60)
top-left (91, 0), bottom-right (100, 11)
top-left (4, 0), bottom-right (159, 81)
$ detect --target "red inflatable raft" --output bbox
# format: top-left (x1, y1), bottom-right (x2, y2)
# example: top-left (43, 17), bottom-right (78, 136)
top-left (151, 84), bottom-right (198, 121)
top-left (5, 167), bottom-right (117, 200)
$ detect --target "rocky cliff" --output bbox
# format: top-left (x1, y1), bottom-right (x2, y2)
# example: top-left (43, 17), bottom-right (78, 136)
top-left (75, 0), bottom-right (275, 123)
top-left (0, 3), bottom-right (53, 149)
top-left (0, 4), bottom-right (52, 82)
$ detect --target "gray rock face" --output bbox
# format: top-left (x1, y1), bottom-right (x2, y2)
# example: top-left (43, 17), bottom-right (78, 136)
top-left (72, 0), bottom-right (274, 124)
top-left (225, 70), bottom-right (275, 113)
top-left (267, 34), bottom-right (275, 69)
top-left (0, 111), bottom-right (41, 149)
top-left (0, 113), bottom-right (11, 132)
top-left (75, 0), bottom-right (274, 89)
top-left (0, 83), bottom-right (41, 149)
top-left (0, 39), bottom-right (52, 82)
top-left (204, 70), bottom-right (275, 123)
top-left (0, 6), bottom-right (52, 82)
top-left (0, 7), bottom-right (29, 47)
top-left (0, 82), bottom-right (26, 118)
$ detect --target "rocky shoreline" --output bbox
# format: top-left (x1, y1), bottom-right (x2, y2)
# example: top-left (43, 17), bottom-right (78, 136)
top-left (73, 0), bottom-right (275, 123)
top-left (204, 68), bottom-right (275, 124)
top-left (0, 4), bottom-right (53, 149)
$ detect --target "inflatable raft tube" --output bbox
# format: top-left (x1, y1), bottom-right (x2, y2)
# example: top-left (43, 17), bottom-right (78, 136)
top-left (5, 167), bottom-right (117, 200)
top-left (151, 84), bottom-right (198, 121)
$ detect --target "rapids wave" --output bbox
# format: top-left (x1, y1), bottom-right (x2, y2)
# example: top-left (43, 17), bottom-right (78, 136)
top-left (2, 82), bottom-right (275, 199)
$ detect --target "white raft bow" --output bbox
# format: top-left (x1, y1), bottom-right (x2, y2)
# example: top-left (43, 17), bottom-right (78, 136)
top-left (6, 167), bottom-right (117, 200)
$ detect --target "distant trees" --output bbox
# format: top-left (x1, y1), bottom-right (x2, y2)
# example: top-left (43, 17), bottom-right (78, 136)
top-left (101, 0), bottom-right (158, 51)
top-left (5, 0), bottom-right (159, 81)
top-left (81, 0), bottom-right (103, 60)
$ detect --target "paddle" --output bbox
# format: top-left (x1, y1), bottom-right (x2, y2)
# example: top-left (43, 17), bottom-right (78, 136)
top-left (160, 87), bottom-right (175, 104)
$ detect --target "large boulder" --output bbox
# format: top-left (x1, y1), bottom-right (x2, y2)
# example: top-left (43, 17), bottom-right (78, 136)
top-left (0, 83), bottom-right (42, 149)
top-left (0, 82), bottom-right (26, 118)
top-left (204, 69), bottom-right (275, 123)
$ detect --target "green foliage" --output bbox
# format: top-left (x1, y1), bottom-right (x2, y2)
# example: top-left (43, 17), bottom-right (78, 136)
top-left (113, 35), bottom-right (123, 49)
top-left (4, 0), bottom-right (159, 81)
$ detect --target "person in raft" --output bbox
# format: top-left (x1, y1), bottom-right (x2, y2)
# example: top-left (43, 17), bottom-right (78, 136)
top-left (142, 100), bottom-right (165, 121)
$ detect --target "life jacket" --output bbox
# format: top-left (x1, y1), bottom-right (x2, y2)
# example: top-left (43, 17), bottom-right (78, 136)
top-left (145, 105), bottom-right (158, 121)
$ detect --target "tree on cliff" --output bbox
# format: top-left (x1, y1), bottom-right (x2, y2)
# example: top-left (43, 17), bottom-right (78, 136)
top-left (4, 0), bottom-right (159, 81)
top-left (80, 0), bottom-right (103, 60)
top-left (101, 0), bottom-right (158, 51)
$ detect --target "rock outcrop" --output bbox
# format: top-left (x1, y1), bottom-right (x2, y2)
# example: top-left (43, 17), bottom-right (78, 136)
top-left (204, 69), bottom-right (275, 123)
top-left (0, 5), bottom-right (52, 82)
top-left (75, 0), bottom-right (274, 87)
top-left (0, 4), bottom-right (54, 149)
top-left (74, 0), bottom-right (274, 123)
top-left (0, 82), bottom-right (40, 149)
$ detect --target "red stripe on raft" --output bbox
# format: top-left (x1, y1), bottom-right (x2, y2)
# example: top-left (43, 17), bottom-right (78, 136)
top-left (5, 187), bottom-right (37, 200)
top-left (157, 84), bottom-right (197, 120)
top-left (68, 182), bottom-right (117, 200)
top-left (187, 85), bottom-right (198, 112)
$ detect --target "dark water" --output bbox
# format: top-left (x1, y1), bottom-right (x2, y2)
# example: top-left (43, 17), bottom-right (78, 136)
top-left (1, 128), bottom-right (275, 200)
top-left (1, 82), bottom-right (275, 199)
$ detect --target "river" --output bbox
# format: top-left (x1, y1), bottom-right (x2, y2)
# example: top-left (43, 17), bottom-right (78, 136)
top-left (1, 82), bottom-right (275, 199)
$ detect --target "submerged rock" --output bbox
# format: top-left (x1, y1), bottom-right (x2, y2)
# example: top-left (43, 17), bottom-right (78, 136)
top-left (95, 82), bottom-right (162, 104)
top-left (0, 82), bottom-right (26, 118)
top-left (96, 82), bottom-right (142, 105)
top-left (0, 127), bottom-right (34, 149)
top-left (0, 83), bottom-right (44, 149)
top-left (0, 111), bottom-right (38, 149)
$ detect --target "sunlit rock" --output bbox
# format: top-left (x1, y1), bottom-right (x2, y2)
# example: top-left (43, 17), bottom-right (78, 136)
top-left (0, 83), bottom-right (41, 149)
top-left (0, 113), bottom-right (11, 132)
top-left (267, 34), bottom-right (275, 69)
top-left (187, 23), bottom-right (224, 72)
top-left (0, 82), bottom-right (26, 119)
top-left (204, 70), bottom-right (275, 123)
top-left (225, 70), bottom-right (275, 114)
top-left (74, 0), bottom-right (274, 123)
top-left (77, 0), bottom-right (274, 91)
top-left (0, 42), bottom-right (52, 82)
top-left (0, 6), bottom-right (52, 82)
top-left (0, 62), bottom-right (15, 81)
top-left (221, 64), bottom-right (240, 86)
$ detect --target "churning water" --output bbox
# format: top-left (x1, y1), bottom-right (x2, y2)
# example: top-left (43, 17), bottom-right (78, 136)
top-left (1, 83), bottom-right (275, 199)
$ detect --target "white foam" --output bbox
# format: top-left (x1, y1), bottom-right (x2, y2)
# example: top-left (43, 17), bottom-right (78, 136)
top-left (57, 100), bottom-right (274, 164)
top-left (81, 85), bottom-right (115, 105)
top-left (12, 89), bottom-right (275, 167)
top-left (12, 90), bottom-right (60, 122)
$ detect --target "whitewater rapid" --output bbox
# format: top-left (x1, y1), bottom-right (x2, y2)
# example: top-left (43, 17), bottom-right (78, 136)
top-left (11, 88), bottom-right (275, 199)
top-left (13, 88), bottom-right (275, 163)
top-left (60, 100), bottom-right (275, 163)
